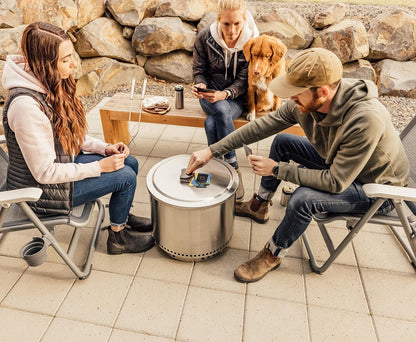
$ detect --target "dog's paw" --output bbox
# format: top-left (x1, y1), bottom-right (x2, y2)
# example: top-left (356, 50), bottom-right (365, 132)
top-left (246, 112), bottom-right (256, 121)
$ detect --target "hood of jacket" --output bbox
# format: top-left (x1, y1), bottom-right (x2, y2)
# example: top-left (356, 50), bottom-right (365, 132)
top-left (318, 78), bottom-right (379, 127)
top-left (2, 55), bottom-right (45, 94)
top-left (210, 10), bottom-right (258, 80)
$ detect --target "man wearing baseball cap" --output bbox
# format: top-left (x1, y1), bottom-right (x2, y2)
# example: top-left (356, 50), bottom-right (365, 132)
top-left (187, 48), bottom-right (409, 283)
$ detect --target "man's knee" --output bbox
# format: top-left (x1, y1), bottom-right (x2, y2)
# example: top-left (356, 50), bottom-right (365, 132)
top-left (272, 133), bottom-right (301, 150)
top-left (270, 133), bottom-right (308, 161)
top-left (270, 133), bottom-right (294, 160)
top-left (286, 187), bottom-right (316, 214)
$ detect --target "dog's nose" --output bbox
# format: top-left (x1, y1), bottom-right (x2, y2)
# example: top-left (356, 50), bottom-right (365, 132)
top-left (254, 70), bottom-right (260, 76)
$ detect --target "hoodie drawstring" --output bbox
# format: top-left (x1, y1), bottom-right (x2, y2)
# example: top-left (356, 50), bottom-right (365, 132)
top-left (223, 50), bottom-right (238, 80)
top-left (224, 52), bottom-right (228, 80)
top-left (233, 51), bottom-right (238, 79)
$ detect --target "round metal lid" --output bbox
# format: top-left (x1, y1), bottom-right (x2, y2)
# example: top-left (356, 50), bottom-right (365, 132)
top-left (146, 154), bottom-right (238, 208)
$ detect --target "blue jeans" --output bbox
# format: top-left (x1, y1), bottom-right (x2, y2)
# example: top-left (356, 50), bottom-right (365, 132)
top-left (200, 97), bottom-right (244, 162)
top-left (262, 134), bottom-right (392, 253)
top-left (73, 153), bottom-right (138, 227)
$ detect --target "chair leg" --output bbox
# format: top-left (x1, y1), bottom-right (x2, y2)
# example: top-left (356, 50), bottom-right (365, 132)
top-left (0, 206), bottom-right (10, 242)
top-left (19, 200), bottom-right (105, 279)
top-left (317, 222), bottom-right (335, 254)
top-left (388, 225), bottom-right (416, 268)
top-left (303, 198), bottom-right (386, 274)
top-left (302, 232), bottom-right (324, 274)
top-left (303, 225), bottom-right (357, 274)
top-left (391, 201), bottom-right (416, 269)
top-left (78, 199), bottom-right (105, 280)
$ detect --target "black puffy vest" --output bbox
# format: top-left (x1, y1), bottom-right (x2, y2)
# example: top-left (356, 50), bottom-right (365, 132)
top-left (3, 87), bottom-right (73, 216)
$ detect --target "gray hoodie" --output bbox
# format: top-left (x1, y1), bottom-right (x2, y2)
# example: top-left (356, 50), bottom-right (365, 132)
top-left (210, 79), bottom-right (410, 193)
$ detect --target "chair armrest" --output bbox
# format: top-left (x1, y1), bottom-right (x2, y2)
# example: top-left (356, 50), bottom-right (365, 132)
top-left (0, 188), bottom-right (43, 205)
top-left (363, 183), bottom-right (416, 202)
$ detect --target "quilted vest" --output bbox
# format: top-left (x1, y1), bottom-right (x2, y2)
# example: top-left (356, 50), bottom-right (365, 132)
top-left (3, 87), bottom-right (73, 216)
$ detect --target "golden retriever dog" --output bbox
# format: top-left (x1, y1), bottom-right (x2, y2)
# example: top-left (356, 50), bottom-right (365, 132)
top-left (243, 35), bottom-right (287, 121)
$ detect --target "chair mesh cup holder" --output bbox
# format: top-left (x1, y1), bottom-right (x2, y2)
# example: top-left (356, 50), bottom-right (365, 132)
top-left (20, 236), bottom-right (49, 267)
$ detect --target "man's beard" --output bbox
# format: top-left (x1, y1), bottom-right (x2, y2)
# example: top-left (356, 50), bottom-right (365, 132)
top-left (295, 94), bottom-right (326, 114)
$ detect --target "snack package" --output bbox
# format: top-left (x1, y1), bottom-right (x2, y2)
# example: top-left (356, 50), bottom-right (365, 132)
top-left (142, 96), bottom-right (170, 114)
top-left (189, 173), bottom-right (211, 188)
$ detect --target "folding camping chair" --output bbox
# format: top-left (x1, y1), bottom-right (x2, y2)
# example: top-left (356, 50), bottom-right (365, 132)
top-left (302, 116), bottom-right (416, 274)
top-left (0, 136), bottom-right (105, 279)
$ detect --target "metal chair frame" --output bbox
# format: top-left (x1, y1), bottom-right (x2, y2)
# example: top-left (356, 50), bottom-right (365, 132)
top-left (302, 117), bottom-right (416, 274)
top-left (0, 136), bottom-right (105, 279)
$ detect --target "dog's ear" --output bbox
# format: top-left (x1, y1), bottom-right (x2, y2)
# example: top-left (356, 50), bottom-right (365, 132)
top-left (243, 38), bottom-right (255, 62)
top-left (270, 37), bottom-right (287, 65)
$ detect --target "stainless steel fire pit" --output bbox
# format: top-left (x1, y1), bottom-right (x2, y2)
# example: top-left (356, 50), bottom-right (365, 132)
top-left (146, 154), bottom-right (238, 261)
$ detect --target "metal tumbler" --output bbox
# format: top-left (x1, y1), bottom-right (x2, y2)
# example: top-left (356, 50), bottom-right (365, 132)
top-left (280, 185), bottom-right (294, 207)
top-left (175, 85), bottom-right (184, 109)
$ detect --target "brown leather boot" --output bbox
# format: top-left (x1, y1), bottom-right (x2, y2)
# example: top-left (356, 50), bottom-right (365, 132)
top-left (234, 243), bottom-right (281, 283)
top-left (235, 194), bottom-right (270, 223)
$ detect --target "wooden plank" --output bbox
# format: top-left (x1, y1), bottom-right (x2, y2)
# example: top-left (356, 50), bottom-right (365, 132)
top-left (100, 109), bottom-right (130, 144)
top-left (99, 92), bottom-right (305, 144)
top-left (104, 94), bottom-right (212, 126)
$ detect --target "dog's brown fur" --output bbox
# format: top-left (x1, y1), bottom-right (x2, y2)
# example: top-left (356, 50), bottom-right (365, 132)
top-left (243, 35), bottom-right (287, 120)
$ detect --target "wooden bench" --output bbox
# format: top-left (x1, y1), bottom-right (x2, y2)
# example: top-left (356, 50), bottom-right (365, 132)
top-left (99, 92), bottom-right (304, 144)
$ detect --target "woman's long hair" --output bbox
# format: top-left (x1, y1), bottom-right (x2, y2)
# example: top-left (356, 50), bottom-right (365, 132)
top-left (21, 22), bottom-right (87, 155)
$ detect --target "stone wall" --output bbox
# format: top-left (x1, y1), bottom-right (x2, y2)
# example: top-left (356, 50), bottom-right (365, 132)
top-left (0, 0), bottom-right (415, 101)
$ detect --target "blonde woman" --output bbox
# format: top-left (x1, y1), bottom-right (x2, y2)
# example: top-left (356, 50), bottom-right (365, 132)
top-left (192, 0), bottom-right (258, 201)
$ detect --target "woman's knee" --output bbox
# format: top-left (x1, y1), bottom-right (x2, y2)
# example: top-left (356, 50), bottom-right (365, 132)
top-left (124, 155), bottom-right (138, 174)
top-left (204, 115), bottom-right (216, 132)
top-left (205, 101), bottom-right (230, 119)
top-left (113, 165), bottom-right (137, 189)
top-left (75, 153), bottom-right (103, 164)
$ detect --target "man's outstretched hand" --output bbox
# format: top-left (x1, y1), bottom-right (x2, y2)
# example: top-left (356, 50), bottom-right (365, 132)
top-left (187, 147), bottom-right (213, 174)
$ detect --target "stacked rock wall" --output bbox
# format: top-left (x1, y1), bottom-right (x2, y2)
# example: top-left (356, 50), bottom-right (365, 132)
top-left (0, 0), bottom-right (415, 101)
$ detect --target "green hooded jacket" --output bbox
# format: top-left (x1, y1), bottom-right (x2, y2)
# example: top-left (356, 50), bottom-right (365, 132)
top-left (210, 79), bottom-right (410, 193)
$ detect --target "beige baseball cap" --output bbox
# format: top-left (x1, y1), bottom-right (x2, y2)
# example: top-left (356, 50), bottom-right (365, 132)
top-left (270, 48), bottom-right (343, 98)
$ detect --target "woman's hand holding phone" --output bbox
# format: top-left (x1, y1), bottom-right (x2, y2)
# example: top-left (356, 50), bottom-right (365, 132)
top-left (195, 86), bottom-right (215, 93)
top-left (192, 83), bottom-right (226, 103)
top-left (192, 83), bottom-right (206, 98)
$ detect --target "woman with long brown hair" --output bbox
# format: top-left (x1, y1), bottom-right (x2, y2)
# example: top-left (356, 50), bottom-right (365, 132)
top-left (2, 22), bottom-right (154, 254)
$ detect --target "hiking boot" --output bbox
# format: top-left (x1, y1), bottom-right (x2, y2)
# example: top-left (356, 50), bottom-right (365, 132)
top-left (234, 243), bottom-right (281, 283)
top-left (106, 227), bottom-right (154, 255)
top-left (235, 194), bottom-right (270, 223)
top-left (127, 214), bottom-right (153, 232)
top-left (235, 168), bottom-right (245, 203)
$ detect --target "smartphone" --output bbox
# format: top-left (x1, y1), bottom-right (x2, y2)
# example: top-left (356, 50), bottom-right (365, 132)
top-left (195, 86), bottom-right (216, 93)
top-left (243, 144), bottom-right (252, 157)
top-left (180, 168), bottom-right (193, 183)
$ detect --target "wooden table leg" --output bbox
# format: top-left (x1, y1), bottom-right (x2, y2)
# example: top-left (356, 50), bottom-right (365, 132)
top-left (100, 109), bottom-right (130, 144)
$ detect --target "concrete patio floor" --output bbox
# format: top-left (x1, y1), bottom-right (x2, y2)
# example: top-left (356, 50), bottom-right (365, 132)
top-left (0, 97), bottom-right (415, 342)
